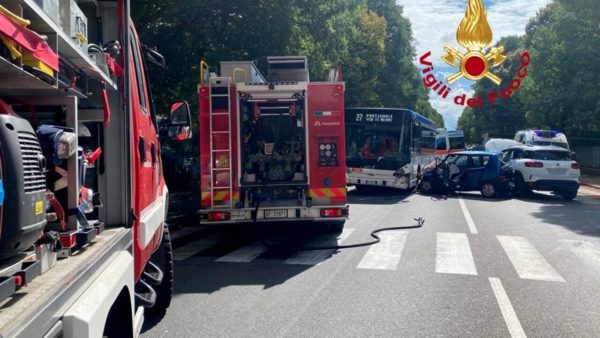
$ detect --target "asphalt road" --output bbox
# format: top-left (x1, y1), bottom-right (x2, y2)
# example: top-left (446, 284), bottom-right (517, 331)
top-left (143, 188), bottom-right (600, 337)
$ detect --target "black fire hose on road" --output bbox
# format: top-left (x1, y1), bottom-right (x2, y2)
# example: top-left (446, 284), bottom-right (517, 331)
top-left (257, 217), bottom-right (425, 251)
top-left (297, 217), bottom-right (425, 251)
top-left (254, 171), bottom-right (426, 251)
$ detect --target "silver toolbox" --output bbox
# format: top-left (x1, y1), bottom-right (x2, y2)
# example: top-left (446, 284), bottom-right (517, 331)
top-left (59, 0), bottom-right (88, 52)
top-left (33, 0), bottom-right (60, 26)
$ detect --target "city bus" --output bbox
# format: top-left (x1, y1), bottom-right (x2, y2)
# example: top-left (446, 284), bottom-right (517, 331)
top-left (345, 108), bottom-right (438, 190)
top-left (435, 129), bottom-right (466, 155)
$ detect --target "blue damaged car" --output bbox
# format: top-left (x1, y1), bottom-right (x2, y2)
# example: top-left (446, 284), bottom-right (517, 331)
top-left (419, 151), bottom-right (513, 197)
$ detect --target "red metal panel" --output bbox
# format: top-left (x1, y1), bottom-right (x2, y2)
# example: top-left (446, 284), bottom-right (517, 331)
top-left (307, 83), bottom-right (346, 205)
top-left (130, 25), bottom-right (163, 281)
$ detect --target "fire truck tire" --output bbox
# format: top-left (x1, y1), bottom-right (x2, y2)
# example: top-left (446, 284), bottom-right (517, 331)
top-left (325, 221), bottom-right (345, 234)
top-left (146, 225), bottom-right (174, 315)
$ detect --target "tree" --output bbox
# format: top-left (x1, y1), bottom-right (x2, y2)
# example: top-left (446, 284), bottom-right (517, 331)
top-left (521, 1), bottom-right (600, 136)
top-left (457, 0), bottom-right (600, 143)
top-left (457, 36), bottom-right (528, 143)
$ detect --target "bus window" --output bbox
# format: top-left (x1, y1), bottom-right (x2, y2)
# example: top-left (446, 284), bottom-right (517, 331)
top-left (449, 137), bottom-right (465, 150)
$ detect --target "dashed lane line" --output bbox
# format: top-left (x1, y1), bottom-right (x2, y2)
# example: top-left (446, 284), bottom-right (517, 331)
top-left (458, 197), bottom-right (479, 234)
top-left (489, 277), bottom-right (527, 338)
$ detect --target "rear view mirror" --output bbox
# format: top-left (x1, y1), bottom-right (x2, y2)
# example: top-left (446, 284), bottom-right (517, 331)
top-left (143, 45), bottom-right (166, 68)
top-left (168, 101), bottom-right (192, 141)
top-left (570, 151), bottom-right (577, 161)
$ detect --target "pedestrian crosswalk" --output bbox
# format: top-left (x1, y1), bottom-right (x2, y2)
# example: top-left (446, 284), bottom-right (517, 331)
top-left (171, 226), bottom-right (600, 283)
top-left (435, 232), bottom-right (478, 276)
top-left (357, 231), bottom-right (407, 270)
top-left (284, 228), bottom-right (355, 265)
top-left (497, 235), bottom-right (565, 282)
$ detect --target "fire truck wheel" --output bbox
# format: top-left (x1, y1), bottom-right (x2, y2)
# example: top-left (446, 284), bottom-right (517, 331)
top-left (147, 224), bottom-right (174, 315)
top-left (325, 221), bottom-right (345, 234)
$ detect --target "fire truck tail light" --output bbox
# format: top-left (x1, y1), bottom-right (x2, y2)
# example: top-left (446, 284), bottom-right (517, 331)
top-left (208, 212), bottom-right (230, 221)
top-left (320, 208), bottom-right (342, 217)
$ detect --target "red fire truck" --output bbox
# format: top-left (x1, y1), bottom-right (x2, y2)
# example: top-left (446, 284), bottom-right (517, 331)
top-left (196, 57), bottom-right (348, 225)
top-left (0, 0), bottom-right (188, 336)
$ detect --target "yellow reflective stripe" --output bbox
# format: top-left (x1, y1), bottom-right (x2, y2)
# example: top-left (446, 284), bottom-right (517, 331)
top-left (214, 191), bottom-right (228, 201)
top-left (308, 188), bottom-right (346, 198)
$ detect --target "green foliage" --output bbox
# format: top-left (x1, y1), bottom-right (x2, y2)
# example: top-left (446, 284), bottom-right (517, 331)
top-left (458, 0), bottom-right (600, 143)
top-left (457, 35), bottom-right (528, 143)
top-left (132, 0), bottom-right (440, 121)
top-left (132, 0), bottom-right (443, 189)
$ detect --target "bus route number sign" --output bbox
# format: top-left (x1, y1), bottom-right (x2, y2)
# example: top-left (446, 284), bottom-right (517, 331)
top-left (354, 113), bottom-right (393, 123)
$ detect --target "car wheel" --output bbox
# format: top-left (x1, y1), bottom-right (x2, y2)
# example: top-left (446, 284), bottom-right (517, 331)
top-left (514, 173), bottom-right (532, 197)
top-left (420, 179), bottom-right (434, 194)
top-left (481, 182), bottom-right (497, 198)
top-left (560, 190), bottom-right (577, 200)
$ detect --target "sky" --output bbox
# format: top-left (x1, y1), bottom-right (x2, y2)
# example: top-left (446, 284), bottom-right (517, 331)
top-left (395, 0), bottom-right (552, 130)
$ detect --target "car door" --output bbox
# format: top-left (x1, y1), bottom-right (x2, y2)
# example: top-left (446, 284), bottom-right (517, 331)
top-left (463, 155), bottom-right (485, 190)
top-left (130, 26), bottom-right (163, 280)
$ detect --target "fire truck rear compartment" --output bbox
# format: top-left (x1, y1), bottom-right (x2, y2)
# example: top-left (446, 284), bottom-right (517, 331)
top-left (239, 99), bottom-right (307, 205)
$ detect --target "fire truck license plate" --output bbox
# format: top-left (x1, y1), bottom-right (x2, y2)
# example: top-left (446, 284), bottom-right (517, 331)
top-left (264, 210), bottom-right (288, 219)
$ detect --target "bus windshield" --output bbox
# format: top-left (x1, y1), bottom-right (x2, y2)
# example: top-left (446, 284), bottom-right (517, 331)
top-left (345, 108), bottom-right (437, 170)
top-left (346, 126), bottom-right (402, 161)
top-left (449, 136), bottom-right (465, 150)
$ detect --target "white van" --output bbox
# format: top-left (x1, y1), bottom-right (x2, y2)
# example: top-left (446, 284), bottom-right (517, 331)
top-left (514, 129), bottom-right (570, 150)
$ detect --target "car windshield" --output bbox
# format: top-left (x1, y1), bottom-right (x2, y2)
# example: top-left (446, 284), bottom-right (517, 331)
top-left (529, 150), bottom-right (572, 161)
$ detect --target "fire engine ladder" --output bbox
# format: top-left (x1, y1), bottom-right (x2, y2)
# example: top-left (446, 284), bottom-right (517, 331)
top-left (209, 76), bottom-right (233, 209)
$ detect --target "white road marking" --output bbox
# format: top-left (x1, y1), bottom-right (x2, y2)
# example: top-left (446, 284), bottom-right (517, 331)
top-left (435, 232), bottom-right (478, 275)
top-left (173, 233), bottom-right (221, 261)
top-left (284, 228), bottom-right (354, 265)
top-left (215, 241), bottom-right (269, 263)
top-left (489, 277), bottom-right (527, 338)
top-left (357, 231), bottom-right (408, 270)
top-left (497, 236), bottom-right (565, 282)
top-left (458, 197), bottom-right (478, 234)
top-left (563, 239), bottom-right (600, 273)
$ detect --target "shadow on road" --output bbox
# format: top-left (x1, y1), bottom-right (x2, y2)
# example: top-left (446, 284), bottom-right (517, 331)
top-left (167, 221), bottom-right (344, 292)
top-left (523, 193), bottom-right (600, 238)
top-left (142, 221), bottom-right (342, 333)
top-left (437, 190), bottom-right (600, 237)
